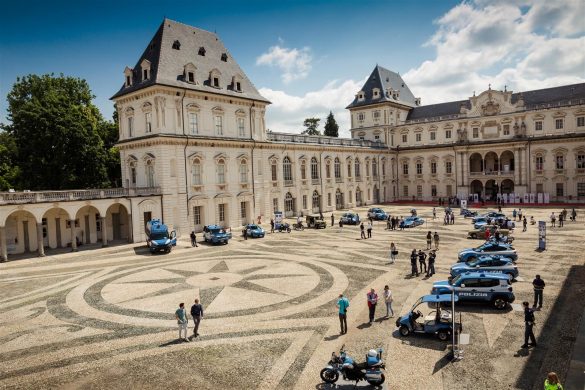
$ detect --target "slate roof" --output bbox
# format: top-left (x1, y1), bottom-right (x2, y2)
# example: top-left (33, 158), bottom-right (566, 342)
top-left (346, 65), bottom-right (417, 109)
top-left (111, 19), bottom-right (269, 103)
top-left (406, 83), bottom-right (585, 121)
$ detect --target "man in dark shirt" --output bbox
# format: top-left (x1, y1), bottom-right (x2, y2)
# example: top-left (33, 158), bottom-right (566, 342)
top-left (410, 249), bottom-right (419, 277)
top-left (418, 250), bottom-right (427, 274)
top-left (427, 251), bottom-right (436, 277)
top-left (521, 301), bottom-right (537, 348)
top-left (533, 275), bottom-right (546, 309)
top-left (360, 223), bottom-right (366, 239)
top-left (190, 298), bottom-right (204, 338)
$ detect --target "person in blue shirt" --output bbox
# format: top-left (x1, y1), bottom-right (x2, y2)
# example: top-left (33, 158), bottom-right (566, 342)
top-left (175, 302), bottom-right (189, 342)
top-left (336, 294), bottom-right (350, 334)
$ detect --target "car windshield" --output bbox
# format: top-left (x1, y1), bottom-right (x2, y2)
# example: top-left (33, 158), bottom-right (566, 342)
top-left (151, 233), bottom-right (167, 240)
top-left (450, 275), bottom-right (462, 286)
top-left (209, 229), bottom-right (222, 234)
top-left (248, 225), bottom-right (258, 229)
top-left (466, 258), bottom-right (480, 267)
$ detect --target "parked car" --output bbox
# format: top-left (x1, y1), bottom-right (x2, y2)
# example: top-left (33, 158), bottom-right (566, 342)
top-left (400, 216), bottom-right (425, 228)
top-left (340, 213), bottom-right (360, 225)
top-left (458, 242), bottom-right (517, 262)
top-left (367, 208), bottom-right (388, 221)
top-left (306, 215), bottom-right (327, 229)
top-left (203, 225), bottom-right (232, 245)
top-left (450, 256), bottom-right (518, 280)
top-left (431, 272), bottom-right (515, 310)
top-left (242, 224), bottom-right (265, 238)
top-left (460, 209), bottom-right (478, 218)
top-left (467, 225), bottom-right (510, 239)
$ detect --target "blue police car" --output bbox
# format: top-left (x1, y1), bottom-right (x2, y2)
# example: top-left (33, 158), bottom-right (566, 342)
top-left (400, 216), bottom-right (425, 228)
top-left (242, 224), bottom-right (265, 238)
top-left (450, 256), bottom-right (518, 281)
top-left (340, 213), bottom-right (360, 225)
top-left (458, 242), bottom-right (517, 262)
top-left (367, 208), bottom-right (388, 221)
top-left (431, 272), bottom-right (515, 309)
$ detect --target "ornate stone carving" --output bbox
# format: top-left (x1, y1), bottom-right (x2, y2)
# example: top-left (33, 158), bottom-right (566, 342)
top-left (481, 99), bottom-right (500, 116)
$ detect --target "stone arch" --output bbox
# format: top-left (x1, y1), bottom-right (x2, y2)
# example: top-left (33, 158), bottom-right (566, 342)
top-left (484, 151), bottom-right (499, 174)
top-left (4, 209), bottom-right (38, 256)
top-left (470, 179), bottom-right (483, 196)
top-left (75, 205), bottom-right (101, 246)
top-left (469, 152), bottom-right (483, 173)
top-left (41, 207), bottom-right (72, 249)
top-left (106, 203), bottom-right (131, 243)
top-left (500, 150), bottom-right (515, 172)
top-left (501, 179), bottom-right (514, 194)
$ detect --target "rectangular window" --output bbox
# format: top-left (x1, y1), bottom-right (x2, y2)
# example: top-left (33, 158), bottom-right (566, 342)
top-left (556, 155), bottom-right (564, 169)
top-left (503, 124), bottom-right (510, 135)
top-left (446, 161), bottom-right (452, 174)
top-left (143, 69), bottom-right (148, 80)
top-left (402, 134), bottom-right (407, 143)
top-left (217, 164), bottom-right (225, 184)
top-left (535, 156), bottom-right (544, 171)
top-left (239, 163), bottom-right (248, 183)
top-left (373, 110), bottom-right (381, 119)
top-left (472, 127), bottom-right (479, 138)
top-left (403, 185), bottom-right (408, 197)
top-left (302, 195), bottom-right (307, 209)
top-left (417, 185), bottom-right (423, 198)
top-left (272, 198), bottom-right (278, 213)
top-left (536, 183), bottom-right (544, 193)
top-left (215, 115), bottom-right (223, 135)
top-left (130, 167), bottom-right (136, 185)
top-left (402, 163), bottom-right (408, 175)
top-left (189, 113), bottom-right (198, 135)
top-left (240, 202), bottom-right (247, 219)
top-left (578, 154), bottom-right (585, 169)
top-left (213, 77), bottom-right (220, 87)
top-left (145, 112), bottom-right (152, 133)
top-left (430, 132), bottom-right (436, 141)
top-left (578, 117), bottom-right (585, 127)
top-left (578, 183), bottom-right (585, 197)
top-left (446, 185), bottom-right (453, 197)
top-left (327, 193), bottom-right (332, 206)
top-left (416, 162), bottom-right (422, 174)
top-left (446, 130), bottom-right (452, 139)
top-left (415, 133), bottom-right (422, 142)
top-left (237, 117), bottom-right (245, 137)
top-left (374, 135), bottom-right (380, 140)
top-left (188, 72), bottom-right (195, 83)
top-left (431, 162), bottom-right (437, 174)
top-left (218, 203), bottom-right (226, 222)
top-left (358, 113), bottom-right (365, 121)
top-left (556, 119), bottom-right (564, 129)
top-left (556, 183), bottom-right (564, 197)
top-left (193, 206), bottom-right (202, 225)
top-left (431, 185), bottom-right (437, 197)
top-left (535, 121), bottom-right (543, 131)
top-left (127, 117), bottom-right (133, 137)
top-left (236, 82), bottom-right (241, 91)
top-left (192, 164), bottom-right (201, 185)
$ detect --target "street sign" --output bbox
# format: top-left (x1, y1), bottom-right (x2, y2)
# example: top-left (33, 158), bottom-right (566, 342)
top-left (538, 221), bottom-right (546, 250)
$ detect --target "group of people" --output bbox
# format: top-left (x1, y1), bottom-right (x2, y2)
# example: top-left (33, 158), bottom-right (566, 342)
top-left (359, 221), bottom-right (373, 239)
top-left (550, 208), bottom-right (577, 227)
top-left (385, 215), bottom-right (403, 230)
top-left (336, 285), bottom-right (395, 334)
top-left (175, 299), bottom-right (204, 342)
top-left (409, 248), bottom-right (437, 277)
top-left (443, 210), bottom-right (455, 225)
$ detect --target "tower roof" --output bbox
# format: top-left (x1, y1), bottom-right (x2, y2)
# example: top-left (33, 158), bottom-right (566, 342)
top-left (111, 18), bottom-right (269, 103)
top-left (346, 65), bottom-right (417, 109)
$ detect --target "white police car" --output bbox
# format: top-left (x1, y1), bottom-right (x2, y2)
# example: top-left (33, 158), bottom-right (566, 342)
top-left (431, 272), bottom-right (515, 310)
top-left (450, 256), bottom-right (519, 281)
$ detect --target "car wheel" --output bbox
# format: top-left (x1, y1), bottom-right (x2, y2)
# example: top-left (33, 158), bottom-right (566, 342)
top-left (506, 273), bottom-right (515, 282)
top-left (471, 233), bottom-right (477, 239)
top-left (399, 325), bottom-right (410, 337)
top-left (437, 330), bottom-right (449, 341)
top-left (493, 297), bottom-right (508, 310)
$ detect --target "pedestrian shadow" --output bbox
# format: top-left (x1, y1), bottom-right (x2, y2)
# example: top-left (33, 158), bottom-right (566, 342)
top-left (158, 339), bottom-right (185, 347)
top-left (513, 347), bottom-right (530, 358)
top-left (323, 334), bottom-right (342, 341)
top-left (356, 322), bottom-right (373, 329)
top-left (315, 383), bottom-right (384, 390)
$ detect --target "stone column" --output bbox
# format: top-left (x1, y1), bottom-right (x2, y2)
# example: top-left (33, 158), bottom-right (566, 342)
top-left (100, 216), bottom-right (108, 247)
top-left (0, 226), bottom-right (7, 262)
top-left (514, 149), bottom-right (520, 185)
top-left (36, 222), bottom-right (45, 257)
top-left (70, 220), bottom-right (77, 252)
top-left (127, 214), bottom-right (133, 243)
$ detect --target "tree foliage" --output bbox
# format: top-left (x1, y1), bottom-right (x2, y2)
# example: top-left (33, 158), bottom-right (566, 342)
top-left (323, 111), bottom-right (339, 137)
top-left (0, 132), bottom-right (20, 191)
top-left (301, 117), bottom-right (320, 135)
top-left (2, 74), bottom-right (120, 190)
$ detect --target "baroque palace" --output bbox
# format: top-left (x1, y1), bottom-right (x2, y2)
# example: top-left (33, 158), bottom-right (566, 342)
top-left (1, 18), bottom-right (584, 260)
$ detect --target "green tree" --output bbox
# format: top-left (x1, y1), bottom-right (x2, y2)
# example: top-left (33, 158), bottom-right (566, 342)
top-left (98, 108), bottom-right (121, 187)
top-left (4, 74), bottom-right (112, 190)
top-left (323, 111), bottom-right (339, 137)
top-left (301, 117), bottom-right (320, 135)
top-left (0, 131), bottom-right (20, 191)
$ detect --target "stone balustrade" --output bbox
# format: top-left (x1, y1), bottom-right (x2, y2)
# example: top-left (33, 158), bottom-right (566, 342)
top-left (268, 132), bottom-right (387, 149)
top-left (0, 187), bottom-right (161, 205)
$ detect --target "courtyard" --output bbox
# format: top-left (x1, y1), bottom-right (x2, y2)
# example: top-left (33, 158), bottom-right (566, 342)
top-left (0, 204), bottom-right (583, 389)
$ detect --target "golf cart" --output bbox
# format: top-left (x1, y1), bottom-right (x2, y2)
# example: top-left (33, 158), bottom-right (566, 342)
top-left (306, 214), bottom-right (327, 229)
top-left (396, 294), bottom-right (462, 341)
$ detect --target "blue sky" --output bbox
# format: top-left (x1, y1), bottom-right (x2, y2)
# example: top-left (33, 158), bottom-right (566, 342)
top-left (1, 0), bottom-right (584, 136)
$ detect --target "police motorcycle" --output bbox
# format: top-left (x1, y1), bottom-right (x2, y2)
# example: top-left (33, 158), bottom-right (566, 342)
top-left (275, 222), bottom-right (291, 233)
top-left (320, 344), bottom-right (385, 386)
top-left (293, 221), bottom-right (304, 231)
top-left (396, 294), bottom-right (462, 341)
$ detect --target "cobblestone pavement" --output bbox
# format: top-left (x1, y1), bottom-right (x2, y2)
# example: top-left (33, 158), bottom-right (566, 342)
top-left (1, 205), bottom-right (584, 389)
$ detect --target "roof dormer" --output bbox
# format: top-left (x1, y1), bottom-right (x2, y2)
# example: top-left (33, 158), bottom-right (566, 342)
top-left (184, 62), bottom-right (197, 84)
top-left (140, 59), bottom-right (151, 82)
top-left (357, 91), bottom-right (365, 101)
top-left (209, 68), bottom-right (222, 88)
top-left (124, 66), bottom-right (133, 87)
top-left (372, 88), bottom-right (381, 99)
top-left (232, 74), bottom-right (243, 92)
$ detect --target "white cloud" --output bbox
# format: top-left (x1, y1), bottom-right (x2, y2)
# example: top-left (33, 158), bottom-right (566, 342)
top-left (259, 79), bottom-right (364, 137)
top-left (256, 44), bottom-right (312, 83)
top-left (404, 0), bottom-right (585, 104)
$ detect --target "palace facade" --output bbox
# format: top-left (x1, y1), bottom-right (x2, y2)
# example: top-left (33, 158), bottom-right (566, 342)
top-left (1, 18), bottom-right (584, 259)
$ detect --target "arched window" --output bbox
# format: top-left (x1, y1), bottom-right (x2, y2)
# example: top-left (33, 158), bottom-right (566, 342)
top-left (271, 159), bottom-right (278, 181)
top-left (347, 159), bottom-right (352, 178)
top-left (239, 160), bottom-right (248, 183)
top-left (382, 159), bottom-right (386, 176)
top-left (334, 158), bottom-right (341, 179)
top-left (145, 159), bottom-right (155, 187)
top-left (192, 158), bottom-right (202, 185)
top-left (366, 160), bottom-right (370, 177)
top-left (372, 159), bottom-right (378, 177)
top-left (217, 159), bottom-right (226, 184)
top-left (325, 160), bottom-right (331, 178)
top-left (312, 190), bottom-right (320, 210)
top-left (283, 157), bottom-right (292, 182)
top-left (355, 158), bottom-right (361, 178)
top-left (311, 157), bottom-right (319, 180)
top-left (127, 156), bottom-right (137, 187)
top-left (300, 160), bottom-right (307, 180)
top-left (285, 192), bottom-right (294, 214)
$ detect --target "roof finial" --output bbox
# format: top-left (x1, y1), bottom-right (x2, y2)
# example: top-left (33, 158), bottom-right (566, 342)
top-left (488, 83), bottom-right (491, 90)
top-left (504, 85), bottom-right (507, 92)
top-left (473, 91), bottom-right (476, 97)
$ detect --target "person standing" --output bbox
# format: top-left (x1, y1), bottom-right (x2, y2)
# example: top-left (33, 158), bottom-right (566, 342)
top-left (399, 217), bottom-right (405, 231)
top-left (243, 227), bottom-right (248, 240)
top-left (558, 213), bottom-right (564, 228)
top-left (383, 285), bottom-right (394, 318)
top-left (336, 293), bottom-right (349, 334)
top-left (426, 231), bottom-right (432, 250)
top-left (433, 232), bottom-right (440, 250)
top-left (518, 208), bottom-right (522, 222)
top-left (533, 275), bottom-right (545, 309)
top-left (485, 228), bottom-right (491, 241)
top-left (367, 221), bottom-right (373, 238)
top-left (427, 250), bottom-right (436, 277)
top-left (450, 212), bottom-right (455, 225)
top-left (386, 215), bottom-right (391, 230)
top-left (175, 302), bottom-right (189, 342)
top-left (190, 231), bottom-right (198, 247)
top-left (512, 209), bottom-right (517, 220)
top-left (551, 212), bottom-right (556, 227)
top-left (367, 288), bottom-right (378, 324)
top-left (523, 216), bottom-right (527, 232)
top-left (389, 243), bottom-right (397, 264)
top-left (360, 222), bottom-right (366, 239)
top-left (521, 301), bottom-right (537, 348)
top-left (270, 219), bottom-right (275, 233)
top-left (433, 207), bottom-right (436, 220)
top-left (331, 213), bottom-right (335, 227)
top-left (571, 208), bottom-right (577, 222)
top-left (544, 372), bottom-right (563, 390)
top-left (410, 249), bottom-right (419, 277)
top-left (418, 250), bottom-right (427, 275)
top-left (190, 298), bottom-right (203, 338)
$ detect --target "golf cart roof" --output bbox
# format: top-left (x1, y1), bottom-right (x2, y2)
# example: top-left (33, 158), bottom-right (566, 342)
top-left (422, 294), bottom-right (459, 303)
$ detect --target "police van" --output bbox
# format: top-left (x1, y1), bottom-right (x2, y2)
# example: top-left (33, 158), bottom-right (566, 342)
top-left (431, 272), bottom-right (515, 310)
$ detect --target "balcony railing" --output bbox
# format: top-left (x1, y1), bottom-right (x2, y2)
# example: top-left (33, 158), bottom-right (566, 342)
top-left (469, 170), bottom-right (514, 176)
top-left (311, 178), bottom-right (320, 185)
top-left (355, 176), bottom-right (362, 182)
top-left (335, 177), bottom-right (343, 183)
top-left (284, 179), bottom-right (294, 187)
top-left (0, 187), bottom-right (161, 205)
top-left (267, 132), bottom-right (387, 149)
